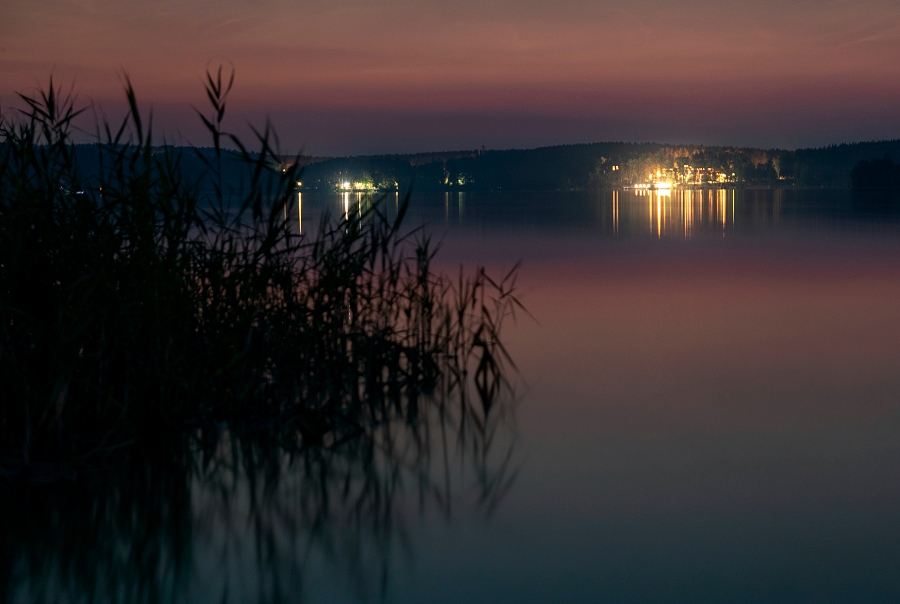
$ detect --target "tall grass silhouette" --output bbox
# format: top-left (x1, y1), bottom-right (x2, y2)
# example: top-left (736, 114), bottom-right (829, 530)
top-left (0, 68), bottom-right (523, 476)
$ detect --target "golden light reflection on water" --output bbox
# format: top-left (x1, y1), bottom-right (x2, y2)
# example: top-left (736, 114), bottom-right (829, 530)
top-left (626, 188), bottom-right (739, 238)
top-left (718, 188), bottom-right (727, 231)
top-left (297, 188), bottom-right (788, 239)
top-left (612, 189), bottom-right (619, 235)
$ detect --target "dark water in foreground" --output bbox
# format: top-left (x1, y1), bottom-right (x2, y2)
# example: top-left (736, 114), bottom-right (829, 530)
top-left (10, 188), bottom-right (900, 602)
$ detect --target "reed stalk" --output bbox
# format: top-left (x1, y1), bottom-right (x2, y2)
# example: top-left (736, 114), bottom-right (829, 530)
top-left (0, 70), bottom-right (523, 474)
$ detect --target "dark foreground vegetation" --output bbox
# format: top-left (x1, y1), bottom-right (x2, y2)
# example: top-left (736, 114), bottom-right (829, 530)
top-left (0, 72), bottom-right (523, 479)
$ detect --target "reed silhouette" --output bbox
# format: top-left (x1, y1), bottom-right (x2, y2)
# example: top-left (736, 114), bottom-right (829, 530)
top-left (0, 68), bottom-right (523, 476)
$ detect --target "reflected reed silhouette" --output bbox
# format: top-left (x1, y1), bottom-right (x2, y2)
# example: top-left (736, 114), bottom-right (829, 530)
top-left (2, 369), bottom-right (519, 603)
top-left (0, 69), bottom-right (523, 602)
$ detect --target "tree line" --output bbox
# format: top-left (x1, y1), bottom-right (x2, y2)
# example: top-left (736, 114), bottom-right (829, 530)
top-left (61, 139), bottom-right (900, 193)
top-left (288, 140), bottom-right (900, 191)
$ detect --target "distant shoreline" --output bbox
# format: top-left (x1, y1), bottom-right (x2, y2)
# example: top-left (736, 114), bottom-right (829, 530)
top-left (274, 139), bottom-right (900, 192)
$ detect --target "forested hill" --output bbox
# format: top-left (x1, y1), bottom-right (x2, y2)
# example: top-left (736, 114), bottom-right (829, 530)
top-left (61, 140), bottom-right (900, 193)
top-left (292, 140), bottom-right (900, 191)
top-left (295, 143), bottom-right (655, 192)
top-left (791, 141), bottom-right (900, 187)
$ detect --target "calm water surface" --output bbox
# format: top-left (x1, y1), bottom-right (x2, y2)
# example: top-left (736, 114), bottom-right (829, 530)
top-left (394, 189), bottom-right (900, 603)
top-left (12, 189), bottom-right (900, 602)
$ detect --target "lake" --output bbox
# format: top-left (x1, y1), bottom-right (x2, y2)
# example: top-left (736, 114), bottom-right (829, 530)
top-left (9, 188), bottom-right (900, 602)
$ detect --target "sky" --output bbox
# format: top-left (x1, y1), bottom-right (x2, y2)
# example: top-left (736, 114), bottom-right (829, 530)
top-left (3, 0), bottom-right (900, 155)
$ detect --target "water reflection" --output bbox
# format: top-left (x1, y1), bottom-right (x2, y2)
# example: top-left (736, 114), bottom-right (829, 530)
top-left (335, 192), bottom-right (383, 226)
top-left (611, 190), bottom-right (619, 235)
top-left (289, 189), bottom-right (900, 242)
top-left (295, 188), bottom-right (775, 238)
top-left (624, 188), bottom-right (738, 238)
top-left (3, 384), bottom-right (518, 603)
top-left (313, 189), bottom-right (748, 238)
top-left (604, 187), bottom-right (895, 237)
top-left (289, 188), bottom-right (899, 239)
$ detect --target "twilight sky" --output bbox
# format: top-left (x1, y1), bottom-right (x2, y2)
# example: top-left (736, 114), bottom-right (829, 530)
top-left (3, 0), bottom-right (900, 155)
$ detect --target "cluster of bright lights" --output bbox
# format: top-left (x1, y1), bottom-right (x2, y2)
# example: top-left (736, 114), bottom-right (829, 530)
top-left (621, 164), bottom-right (737, 190)
top-left (337, 181), bottom-right (377, 191)
top-left (629, 182), bottom-right (672, 190)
